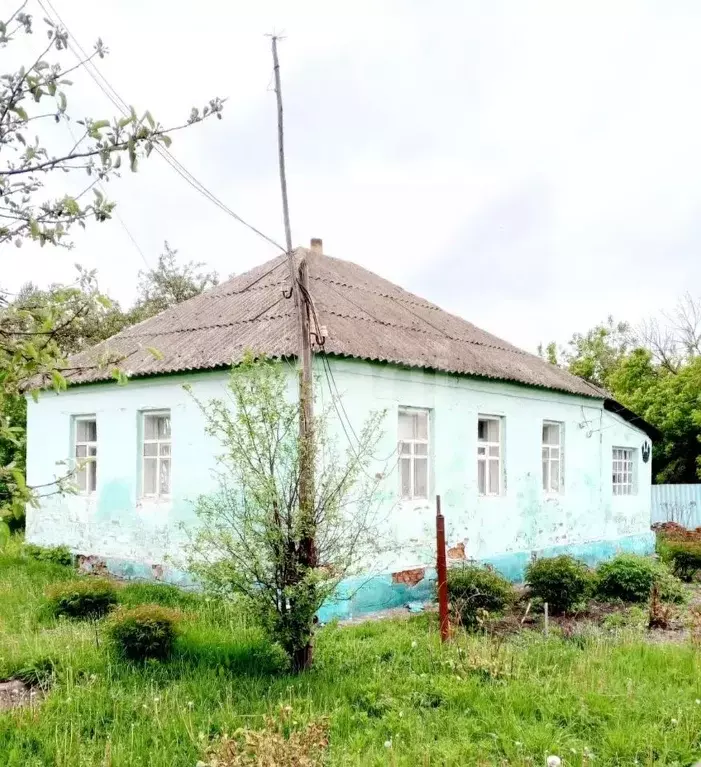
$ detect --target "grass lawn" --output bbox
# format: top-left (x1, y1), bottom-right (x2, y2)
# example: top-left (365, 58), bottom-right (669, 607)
top-left (2, 541), bottom-right (701, 766)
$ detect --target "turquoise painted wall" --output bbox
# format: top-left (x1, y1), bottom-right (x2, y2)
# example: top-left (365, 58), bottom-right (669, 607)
top-left (26, 359), bottom-right (653, 617)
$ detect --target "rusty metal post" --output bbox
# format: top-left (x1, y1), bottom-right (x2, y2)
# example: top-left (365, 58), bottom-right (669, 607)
top-left (436, 494), bottom-right (449, 642)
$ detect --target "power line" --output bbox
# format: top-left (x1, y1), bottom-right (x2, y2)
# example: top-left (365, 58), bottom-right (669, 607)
top-left (62, 118), bottom-right (152, 270)
top-left (299, 279), bottom-right (399, 465)
top-left (38, 0), bottom-right (286, 254)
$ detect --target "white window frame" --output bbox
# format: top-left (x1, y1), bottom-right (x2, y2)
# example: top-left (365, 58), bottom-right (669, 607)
top-left (141, 410), bottom-right (171, 499)
top-left (398, 408), bottom-right (430, 501)
top-left (477, 415), bottom-right (503, 496)
top-left (542, 421), bottom-right (564, 495)
top-left (612, 447), bottom-right (636, 496)
top-left (73, 415), bottom-right (97, 495)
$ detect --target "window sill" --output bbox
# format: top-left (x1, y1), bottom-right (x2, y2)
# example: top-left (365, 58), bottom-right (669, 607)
top-left (478, 493), bottom-right (505, 499)
top-left (137, 496), bottom-right (172, 507)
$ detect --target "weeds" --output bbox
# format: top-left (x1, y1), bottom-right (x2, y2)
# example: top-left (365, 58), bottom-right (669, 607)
top-left (648, 584), bottom-right (674, 630)
top-left (3, 545), bottom-right (701, 765)
top-left (202, 706), bottom-right (329, 767)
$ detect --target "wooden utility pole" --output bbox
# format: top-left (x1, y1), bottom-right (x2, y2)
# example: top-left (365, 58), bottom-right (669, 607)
top-left (271, 35), bottom-right (316, 670)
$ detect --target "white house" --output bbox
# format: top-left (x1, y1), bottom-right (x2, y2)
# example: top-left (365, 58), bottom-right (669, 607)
top-left (26, 242), bottom-right (656, 619)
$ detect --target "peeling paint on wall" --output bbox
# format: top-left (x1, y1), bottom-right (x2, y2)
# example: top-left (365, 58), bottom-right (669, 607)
top-left (391, 567), bottom-right (425, 586)
top-left (26, 360), bottom-right (654, 616)
top-left (447, 542), bottom-right (466, 560)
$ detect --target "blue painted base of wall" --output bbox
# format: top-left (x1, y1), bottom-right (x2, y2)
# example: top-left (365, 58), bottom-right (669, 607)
top-left (82, 531), bottom-right (654, 623)
top-left (317, 531), bottom-right (655, 622)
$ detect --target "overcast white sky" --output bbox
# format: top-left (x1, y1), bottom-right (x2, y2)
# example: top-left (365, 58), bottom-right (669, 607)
top-left (8, 0), bottom-right (701, 351)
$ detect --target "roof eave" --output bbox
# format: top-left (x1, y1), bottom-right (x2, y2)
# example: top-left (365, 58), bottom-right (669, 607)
top-left (603, 398), bottom-right (660, 441)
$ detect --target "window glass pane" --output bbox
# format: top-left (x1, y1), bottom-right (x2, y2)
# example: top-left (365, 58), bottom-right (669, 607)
top-left (88, 461), bottom-right (97, 493)
top-left (488, 460), bottom-right (500, 494)
top-left (477, 460), bottom-right (486, 494)
top-left (88, 445), bottom-right (97, 457)
top-left (76, 465), bottom-right (87, 492)
top-left (478, 419), bottom-right (487, 441)
top-left (76, 444), bottom-right (87, 459)
top-left (144, 415), bottom-right (158, 440)
top-left (398, 412), bottom-right (414, 441)
top-left (144, 442), bottom-right (157, 457)
top-left (550, 447), bottom-right (559, 459)
top-left (414, 458), bottom-right (427, 499)
top-left (542, 458), bottom-right (548, 490)
top-left (143, 458), bottom-right (157, 495)
top-left (477, 445), bottom-right (486, 456)
top-left (157, 415), bottom-right (171, 440)
top-left (551, 461), bottom-right (560, 492)
top-left (489, 445), bottom-right (499, 457)
top-left (159, 443), bottom-right (171, 457)
top-left (415, 442), bottom-right (428, 456)
top-left (160, 458), bottom-right (171, 495)
top-left (415, 411), bottom-right (428, 440)
top-left (487, 419), bottom-right (499, 443)
top-left (400, 458), bottom-right (411, 498)
top-left (543, 423), bottom-right (560, 445)
top-left (400, 442), bottom-right (411, 455)
top-left (76, 419), bottom-right (96, 442)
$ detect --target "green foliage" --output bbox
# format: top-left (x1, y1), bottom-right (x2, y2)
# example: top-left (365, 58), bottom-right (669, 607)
top-left (525, 555), bottom-right (592, 614)
top-left (609, 351), bottom-right (701, 483)
top-left (658, 539), bottom-right (701, 582)
top-left (24, 542), bottom-right (73, 566)
top-left (0, 7), bottom-right (223, 520)
top-left (541, 295), bottom-right (701, 483)
top-left (11, 656), bottom-right (57, 689)
top-left (541, 317), bottom-right (633, 389)
top-left (187, 353), bottom-right (386, 670)
top-left (133, 242), bottom-right (218, 317)
top-left (446, 564), bottom-right (515, 630)
top-left (45, 578), bottom-right (117, 620)
top-left (105, 604), bottom-right (181, 661)
top-left (6, 550), bottom-right (701, 765)
top-left (594, 554), bottom-right (684, 603)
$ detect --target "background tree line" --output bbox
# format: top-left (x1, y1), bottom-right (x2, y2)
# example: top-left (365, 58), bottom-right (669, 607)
top-left (0, 3), bottom-right (223, 531)
top-left (0, 245), bottom-right (219, 529)
top-left (539, 294), bottom-right (701, 485)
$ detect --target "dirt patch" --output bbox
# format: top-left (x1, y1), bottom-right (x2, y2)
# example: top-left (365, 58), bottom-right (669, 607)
top-left (0, 680), bottom-right (42, 712)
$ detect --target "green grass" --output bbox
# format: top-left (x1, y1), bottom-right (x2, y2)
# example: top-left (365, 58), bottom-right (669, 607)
top-left (2, 540), bottom-right (701, 766)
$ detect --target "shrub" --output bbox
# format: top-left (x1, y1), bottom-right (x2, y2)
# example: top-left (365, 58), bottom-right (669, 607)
top-left (594, 554), bottom-right (684, 603)
top-left (46, 578), bottom-right (117, 620)
top-left (648, 583), bottom-right (674, 630)
top-left (658, 539), bottom-right (701, 582)
top-left (205, 706), bottom-right (328, 767)
top-left (106, 604), bottom-right (181, 661)
top-left (525, 555), bottom-right (591, 614)
top-left (446, 564), bottom-right (515, 630)
top-left (24, 543), bottom-right (73, 567)
top-left (11, 657), bottom-right (57, 689)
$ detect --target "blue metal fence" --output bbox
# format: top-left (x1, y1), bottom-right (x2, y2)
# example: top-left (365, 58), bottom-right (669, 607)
top-left (651, 484), bottom-right (701, 528)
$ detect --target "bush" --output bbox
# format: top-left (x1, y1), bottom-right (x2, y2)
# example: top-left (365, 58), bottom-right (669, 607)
top-left (658, 539), bottom-right (701, 582)
top-left (46, 578), bottom-right (117, 620)
top-left (24, 543), bottom-right (73, 567)
top-left (106, 604), bottom-right (181, 661)
top-left (525, 555), bottom-right (591, 614)
top-left (594, 554), bottom-right (684, 603)
top-left (11, 657), bottom-right (57, 689)
top-left (446, 564), bottom-right (515, 630)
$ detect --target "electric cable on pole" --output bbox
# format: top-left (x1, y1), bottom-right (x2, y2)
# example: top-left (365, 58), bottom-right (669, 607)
top-left (270, 34), bottom-right (316, 670)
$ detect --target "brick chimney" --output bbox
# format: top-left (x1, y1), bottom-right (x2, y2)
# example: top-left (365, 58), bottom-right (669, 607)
top-left (310, 238), bottom-right (323, 255)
